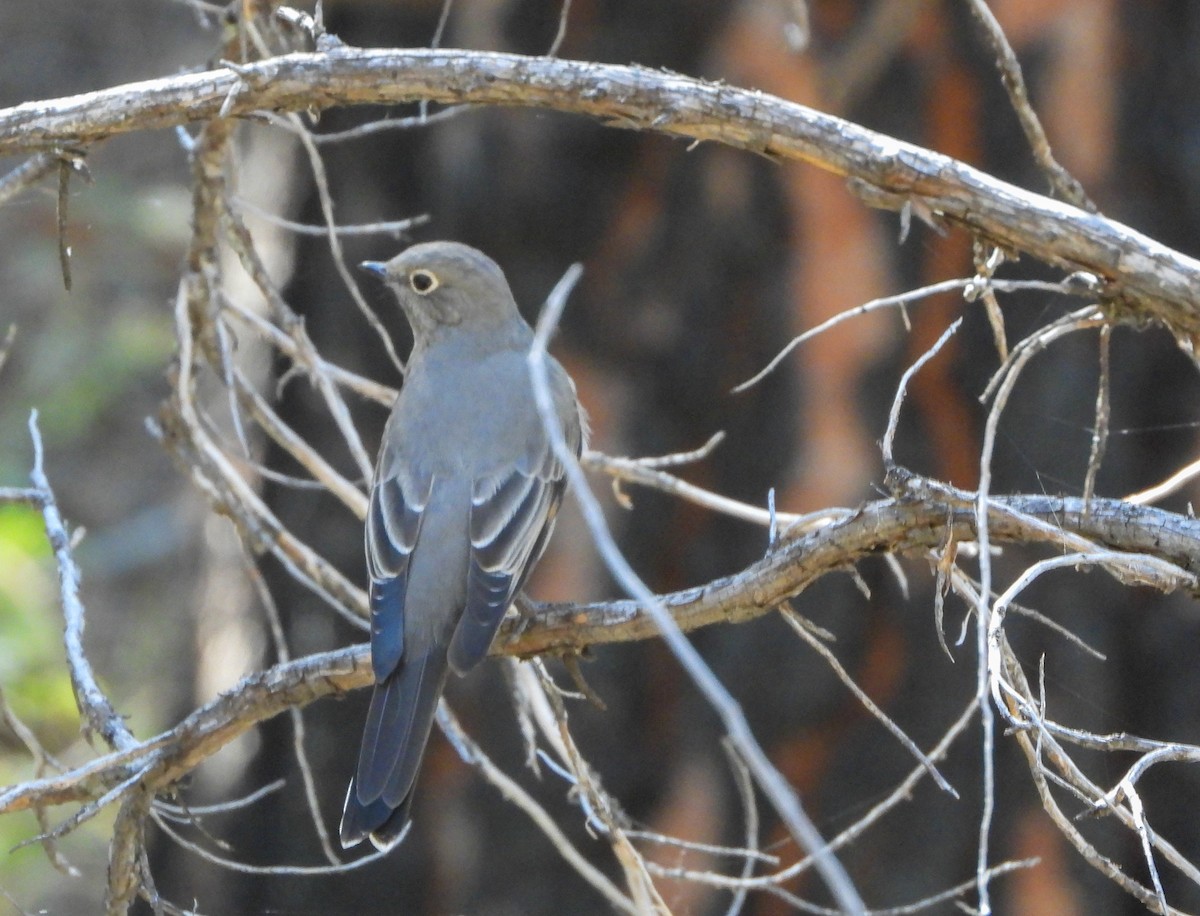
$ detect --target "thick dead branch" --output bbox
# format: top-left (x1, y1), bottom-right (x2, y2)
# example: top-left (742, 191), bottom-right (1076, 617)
top-left (502, 486), bottom-right (1200, 656)
top-left (4, 485), bottom-right (1197, 826)
top-left (0, 647), bottom-right (364, 817)
top-left (2, 49), bottom-right (1200, 339)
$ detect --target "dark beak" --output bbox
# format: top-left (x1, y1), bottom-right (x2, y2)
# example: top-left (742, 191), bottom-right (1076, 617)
top-left (360, 261), bottom-right (388, 279)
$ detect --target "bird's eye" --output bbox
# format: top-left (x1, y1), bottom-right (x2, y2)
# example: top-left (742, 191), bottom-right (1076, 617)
top-left (409, 269), bottom-right (439, 295)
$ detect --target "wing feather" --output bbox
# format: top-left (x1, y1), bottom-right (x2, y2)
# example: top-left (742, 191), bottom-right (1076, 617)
top-left (448, 453), bottom-right (567, 674)
top-left (366, 471), bottom-right (433, 680)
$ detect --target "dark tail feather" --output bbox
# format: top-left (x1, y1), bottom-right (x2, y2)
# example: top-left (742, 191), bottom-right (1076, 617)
top-left (340, 647), bottom-right (448, 849)
top-left (339, 780), bottom-right (414, 850)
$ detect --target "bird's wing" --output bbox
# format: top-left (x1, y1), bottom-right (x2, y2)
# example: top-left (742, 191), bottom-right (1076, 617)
top-left (449, 399), bottom-right (579, 674)
top-left (365, 469), bottom-right (433, 680)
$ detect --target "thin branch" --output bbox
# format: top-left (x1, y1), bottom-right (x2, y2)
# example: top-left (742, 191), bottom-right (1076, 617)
top-left (1084, 324), bottom-right (1113, 504)
top-left (217, 180), bottom-right (377, 479)
top-left (436, 703), bottom-right (637, 914)
top-left (736, 278), bottom-right (961, 395)
top-left (218, 294), bottom-right (396, 406)
top-left (722, 738), bottom-right (760, 916)
top-left (243, 553), bottom-right (341, 865)
top-left (0, 152), bottom-right (60, 207)
top-left (162, 0), bottom-right (225, 18)
top-left (231, 366), bottom-right (368, 518)
top-left (781, 609), bottom-right (957, 797)
top-left (998, 643), bottom-right (1195, 912)
top-left (970, 306), bottom-right (1109, 910)
top-left (585, 448), bottom-right (843, 532)
top-left (286, 114), bottom-right (409, 385)
top-left (528, 265), bottom-right (866, 914)
top-left (151, 810), bottom-right (392, 875)
top-left (300, 105), bottom-right (471, 143)
top-left (0, 685), bottom-right (77, 876)
top-left (882, 318), bottom-right (963, 466)
top-left (548, 0), bottom-right (573, 57)
top-left (27, 411), bottom-right (136, 752)
top-left (647, 698), bottom-right (979, 892)
top-left (961, 0), bottom-right (1096, 211)
top-left (153, 779), bottom-right (285, 820)
top-left (232, 194), bottom-right (429, 237)
top-left (970, 242), bottom-right (1010, 361)
top-left (1126, 456), bottom-right (1200, 507)
top-left (105, 790), bottom-right (151, 915)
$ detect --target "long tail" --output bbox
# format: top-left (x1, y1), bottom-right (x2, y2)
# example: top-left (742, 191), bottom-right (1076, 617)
top-left (340, 647), bottom-right (449, 849)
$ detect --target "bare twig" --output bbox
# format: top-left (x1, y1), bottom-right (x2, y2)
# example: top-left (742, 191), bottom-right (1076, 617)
top-left (737, 276), bottom-right (1087, 395)
top-left (233, 194), bottom-right (428, 237)
top-left (735, 278), bottom-right (960, 395)
top-left (163, 0), bottom-right (225, 19)
top-left (153, 779), bottom-right (285, 820)
top-left (585, 448), bottom-right (843, 532)
top-left (243, 554), bottom-right (341, 865)
top-left (105, 790), bottom-right (151, 914)
top-left (1127, 454), bottom-right (1200, 506)
top-left (0, 152), bottom-right (59, 207)
top-left (56, 156), bottom-right (72, 290)
top-left (1083, 324), bottom-right (1113, 504)
top-left (529, 265), bottom-right (866, 914)
top-left (217, 181), bottom-right (376, 479)
top-left (882, 318), bottom-right (963, 467)
top-left (151, 810), bottom-right (392, 875)
top-left (27, 411), bottom-right (136, 752)
top-left (722, 738), bottom-right (760, 916)
top-left (548, 0), bottom-right (573, 57)
top-left (305, 104), bottom-right (470, 142)
top-left (436, 702), bottom-right (638, 914)
top-left (781, 608), bottom-right (957, 797)
top-left (961, 0), bottom-right (1096, 211)
top-left (647, 698), bottom-right (980, 892)
top-left (288, 114), bottom-right (408, 386)
top-left (971, 306), bottom-right (1109, 909)
top-left (969, 242), bottom-right (1010, 361)
top-left (218, 294), bottom-right (396, 405)
top-left (0, 685), bottom-right (77, 876)
top-left (231, 367), bottom-right (368, 518)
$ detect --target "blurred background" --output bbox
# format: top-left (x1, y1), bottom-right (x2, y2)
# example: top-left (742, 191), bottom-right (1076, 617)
top-left (3, 1), bottom-right (1200, 913)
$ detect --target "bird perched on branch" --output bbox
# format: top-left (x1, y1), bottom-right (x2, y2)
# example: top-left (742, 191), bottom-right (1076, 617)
top-left (340, 241), bottom-right (584, 850)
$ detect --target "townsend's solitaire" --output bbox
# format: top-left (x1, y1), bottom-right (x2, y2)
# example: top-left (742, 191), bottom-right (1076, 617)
top-left (340, 241), bottom-right (584, 849)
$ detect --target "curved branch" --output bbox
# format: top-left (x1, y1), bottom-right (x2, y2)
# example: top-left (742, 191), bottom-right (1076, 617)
top-left (2, 49), bottom-right (1200, 334)
top-left (504, 485), bottom-right (1200, 655)
top-left (3, 484), bottom-right (1196, 820)
top-left (0, 648), bottom-right (365, 816)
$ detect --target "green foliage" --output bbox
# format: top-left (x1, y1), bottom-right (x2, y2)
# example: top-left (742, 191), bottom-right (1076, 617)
top-left (0, 504), bottom-right (80, 736)
top-left (0, 504), bottom-right (91, 902)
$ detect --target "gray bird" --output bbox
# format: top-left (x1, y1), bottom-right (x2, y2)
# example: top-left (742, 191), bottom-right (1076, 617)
top-left (340, 241), bottom-right (583, 849)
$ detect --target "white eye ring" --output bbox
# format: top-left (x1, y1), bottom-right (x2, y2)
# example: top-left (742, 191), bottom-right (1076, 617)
top-left (409, 269), bottom-right (439, 295)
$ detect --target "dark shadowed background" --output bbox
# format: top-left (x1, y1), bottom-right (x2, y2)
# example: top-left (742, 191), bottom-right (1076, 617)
top-left (3, 1), bottom-right (1200, 914)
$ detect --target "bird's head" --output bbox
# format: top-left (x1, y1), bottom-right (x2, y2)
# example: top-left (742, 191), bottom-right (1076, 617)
top-left (362, 241), bottom-right (522, 340)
